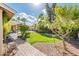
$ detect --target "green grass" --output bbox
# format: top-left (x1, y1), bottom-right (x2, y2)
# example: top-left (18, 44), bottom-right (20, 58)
top-left (27, 32), bottom-right (61, 44)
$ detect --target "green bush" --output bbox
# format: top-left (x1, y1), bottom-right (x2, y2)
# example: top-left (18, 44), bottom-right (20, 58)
top-left (35, 15), bottom-right (50, 33)
top-left (3, 11), bottom-right (11, 39)
top-left (3, 21), bottom-right (11, 39)
top-left (18, 25), bottom-right (30, 40)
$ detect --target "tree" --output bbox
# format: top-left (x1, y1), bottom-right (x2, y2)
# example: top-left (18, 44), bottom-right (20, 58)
top-left (50, 5), bottom-right (79, 53)
top-left (45, 3), bottom-right (57, 22)
top-left (12, 15), bottom-right (30, 40)
top-left (18, 25), bottom-right (29, 40)
top-left (36, 13), bottom-right (49, 32)
top-left (45, 3), bottom-right (51, 22)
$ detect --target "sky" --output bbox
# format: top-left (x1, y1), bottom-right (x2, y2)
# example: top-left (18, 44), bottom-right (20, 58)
top-left (6, 3), bottom-right (45, 18)
top-left (6, 3), bottom-right (79, 17)
top-left (5, 3), bottom-right (79, 26)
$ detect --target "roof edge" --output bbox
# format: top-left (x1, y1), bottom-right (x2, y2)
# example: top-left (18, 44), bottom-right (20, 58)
top-left (0, 3), bottom-right (16, 14)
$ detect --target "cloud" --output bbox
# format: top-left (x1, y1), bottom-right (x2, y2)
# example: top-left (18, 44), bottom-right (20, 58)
top-left (18, 13), bottom-right (28, 18)
top-left (19, 13), bottom-right (37, 22)
top-left (12, 12), bottom-right (37, 26)
top-left (42, 9), bottom-right (47, 15)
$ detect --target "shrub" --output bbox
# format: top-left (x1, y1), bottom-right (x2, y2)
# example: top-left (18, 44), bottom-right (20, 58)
top-left (3, 11), bottom-right (11, 39)
top-left (18, 25), bottom-right (30, 40)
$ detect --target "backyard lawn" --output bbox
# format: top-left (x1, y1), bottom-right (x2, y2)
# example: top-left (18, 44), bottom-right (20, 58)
top-left (27, 32), bottom-right (61, 44)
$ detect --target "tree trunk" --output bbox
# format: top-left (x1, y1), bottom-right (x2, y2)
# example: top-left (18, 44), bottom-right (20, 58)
top-left (51, 30), bottom-right (67, 51)
top-left (45, 3), bottom-right (51, 22)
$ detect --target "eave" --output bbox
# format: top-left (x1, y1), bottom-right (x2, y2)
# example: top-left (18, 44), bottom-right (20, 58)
top-left (0, 3), bottom-right (16, 19)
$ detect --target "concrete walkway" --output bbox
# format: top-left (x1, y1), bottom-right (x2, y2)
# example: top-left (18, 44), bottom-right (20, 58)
top-left (14, 39), bottom-right (46, 56)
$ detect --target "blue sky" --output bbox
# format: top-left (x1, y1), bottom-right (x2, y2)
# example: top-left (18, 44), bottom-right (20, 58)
top-left (6, 3), bottom-right (45, 18)
top-left (6, 3), bottom-right (79, 18)
top-left (5, 3), bottom-right (79, 26)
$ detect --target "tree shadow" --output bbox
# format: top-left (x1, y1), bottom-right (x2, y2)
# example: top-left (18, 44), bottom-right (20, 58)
top-left (15, 38), bottom-right (25, 46)
top-left (66, 39), bottom-right (79, 49)
top-left (40, 33), bottom-right (52, 38)
top-left (38, 32), bottom-right (79, 50)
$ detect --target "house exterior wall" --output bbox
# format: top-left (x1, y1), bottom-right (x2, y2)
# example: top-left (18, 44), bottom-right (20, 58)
top-left (0, 9), bottom-right (3, 55)
top-left (0, 4), bottom-right (16, 55)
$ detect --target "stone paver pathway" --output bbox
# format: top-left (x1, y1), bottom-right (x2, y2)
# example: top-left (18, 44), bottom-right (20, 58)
top-left (14, 39), bottom-right (46, 56)
top-left (14, 39), bottom-right (79, 56)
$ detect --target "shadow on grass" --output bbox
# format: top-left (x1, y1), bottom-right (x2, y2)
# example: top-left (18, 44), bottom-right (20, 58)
top-left (40, 33), bottom-right (52, 38)
top-left (38, 32), bottom-right (61, 40)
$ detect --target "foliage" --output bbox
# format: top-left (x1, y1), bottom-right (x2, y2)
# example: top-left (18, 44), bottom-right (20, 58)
top-left (45, 3), bottom-right (56, 22)
top-left (13, 16), bottom-right (28, 25)
top-left (35, 14), bottom-right (50, 33)
top-left (18, 25), bottom-right (30, 40)
top-left (50, 5), bottom-right (79, 39)
top-left (35, 3), bottom-right (57, 33)
top-left (3, 21), bottom-right (11, 39)
top-left (12, 14), bottom-right (31, 40)
top-left (3, 11), bottom-right (11, 39)
top-left (3, 11), bottom-right (9, 24)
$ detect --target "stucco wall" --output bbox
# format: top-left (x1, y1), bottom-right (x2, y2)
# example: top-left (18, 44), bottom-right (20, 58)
top-left (0, 9), bottom-right (3, 55)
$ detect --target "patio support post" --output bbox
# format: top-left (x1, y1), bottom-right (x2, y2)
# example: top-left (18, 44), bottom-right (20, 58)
top-left (0, 9), bottom-right (3, 55)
